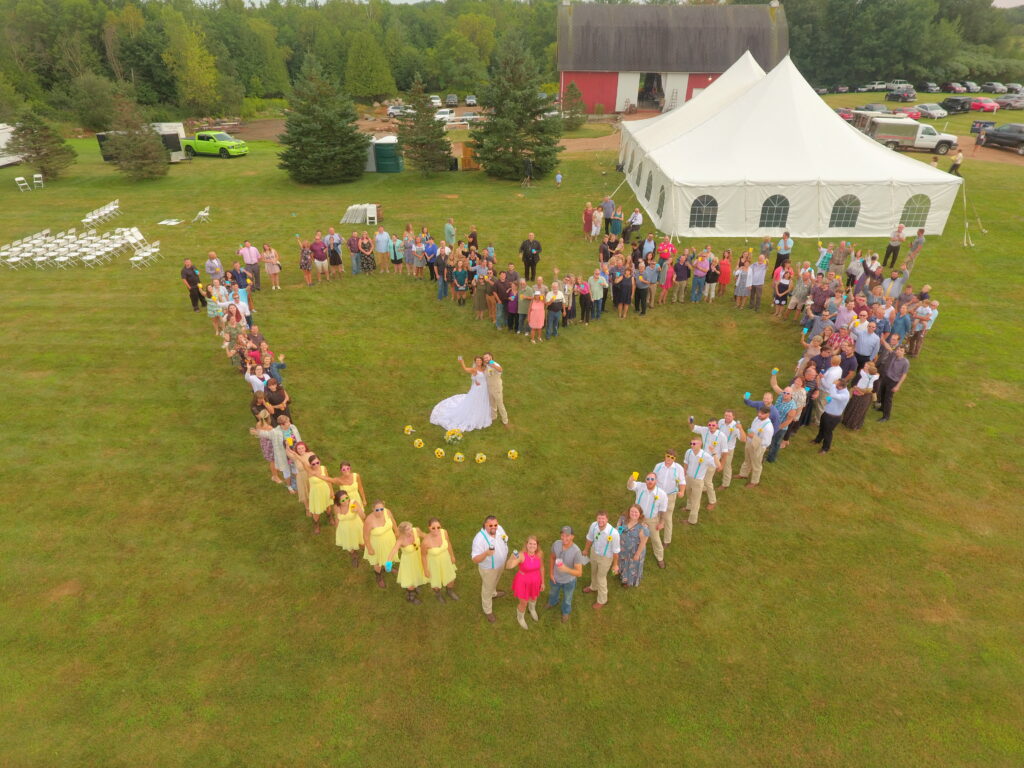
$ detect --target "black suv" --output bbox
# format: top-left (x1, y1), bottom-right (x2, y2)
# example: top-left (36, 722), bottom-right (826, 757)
top-left (919, 82), bottom-right (940, 93)
top-left (940, 96), bottom-right (973, 114)
top-left (885, 86), bottom-right (917, 102)
top-left (984, 123), bottom-right (1024, 155)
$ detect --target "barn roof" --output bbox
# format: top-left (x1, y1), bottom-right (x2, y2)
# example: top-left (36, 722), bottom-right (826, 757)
top-left (557, 3), bottom-right (789, 74)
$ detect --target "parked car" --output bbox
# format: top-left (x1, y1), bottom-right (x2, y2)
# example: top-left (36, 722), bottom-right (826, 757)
top-left (831, 84), bottom-right (849, 93)
top-left (834, 107), bottom-right (854, 121)
top-left (942, 82), bottom-right (967, 93)
top-left (459, 111), bottom-right (484, 123)
top-left (983, 123), bottom-right (1024, 154)
top-left (464, 94), bottom-right (477, 106)
top-left (963, 81), bottom-right (981, 93)
top-left (994, 95), bottom-right (1024, 110)
top-left (971, 97), bottom-right (999, 113)
top-left (866, 117), bottom-right (958, 154)
top-left (893, 106), bottom-right (922, 119)
top-left (857, 103), bottom-right (891, 112)
top-left (813, 86), bottom-right (828, 95)
top-left (939, 96), bottom-right (973, 114)
top-left (434, 108), bottom-right (457, 122)
top-left (429, 94), bottom-right (442, 107)
top-left (180, 131), bottom-right (248, 158)
top-left (445, 94), bottom-right (458, 107)
top-left (917, 103), bottom-right (949, 119)
top-left (857, 81), bottom-right (885, 92)
top-left (885, 87), bottom-right (917, 102)
top-left (919, 82), bottom-right (941, 93)
top-left (981, 82), bottom-right (1008, 94)
top-left (1005, 83), bottom-right (1023, 94)
top-left (386, 105), bottom-right (407, 117)
top-left (885, 79), bottom-right (911, 90)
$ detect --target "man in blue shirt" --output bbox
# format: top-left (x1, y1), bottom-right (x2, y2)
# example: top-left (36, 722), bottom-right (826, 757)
top-left (776, 231), bottom-right (793, 271)
top-left (600, 197), bottom-right (615, 234)
top-left (373, 226), bottom-right (391, 273)
top-left (636, 259), bottom-right (659, 316)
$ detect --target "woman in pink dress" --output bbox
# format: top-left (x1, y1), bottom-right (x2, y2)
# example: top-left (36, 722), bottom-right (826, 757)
top-left (527, 290), bottom-right (546, 344)
top-left (506, 535), bottom-right (544, 629)
top-left (582, 203), bottom-right (594, 242)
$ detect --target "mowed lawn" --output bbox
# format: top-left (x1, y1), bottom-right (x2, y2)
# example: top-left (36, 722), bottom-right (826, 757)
top-left (1, 138), bottom-right (1022, 767)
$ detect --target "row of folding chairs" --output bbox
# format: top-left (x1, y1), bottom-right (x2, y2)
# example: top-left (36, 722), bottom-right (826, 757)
top-left (14, 175), bottom-right (44, 192)
top-left (3, 227), bottom-right (150, 270)
top-left (82, 200), bottom-right (122, 227)
top-left (128, 242), bottom-right (163, 269)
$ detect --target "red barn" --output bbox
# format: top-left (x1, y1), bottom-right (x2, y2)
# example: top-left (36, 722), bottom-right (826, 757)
top-left (557, 3), bottom-right (789, 113)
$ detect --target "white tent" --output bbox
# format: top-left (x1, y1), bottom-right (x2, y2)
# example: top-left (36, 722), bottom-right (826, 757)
top-left (620, 55), bottom-right (963, 238)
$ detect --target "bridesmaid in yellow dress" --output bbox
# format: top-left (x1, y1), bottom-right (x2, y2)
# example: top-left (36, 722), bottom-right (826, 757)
top-left (387, 522), bottom-right (428, 605)
top-left (334, 461), bottom-right (367, 509)
top-left (331, 490), bottom-right (365, 567)
top-left (304, 454), bottom-right (335, 535)
top-left (421, 517), bottom-right (459, 604)
top-left (362, 500), bottom-right (399, 589)
top-left (285, 442), bottom-right (314, 515)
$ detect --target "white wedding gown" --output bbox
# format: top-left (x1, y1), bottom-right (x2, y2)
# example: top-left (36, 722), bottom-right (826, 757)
top-left (430, 371), bottom-right (493, 432)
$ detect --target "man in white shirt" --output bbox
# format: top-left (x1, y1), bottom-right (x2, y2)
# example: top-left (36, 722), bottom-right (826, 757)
top-left (683, 437), bottom-right (720, 525)
top-left (738, 407), bottom-right (774, 487)
top-left (582, 511), bottom-right (620, 609)
top-left (811, 378), bottom-right (851, 454)
top-left (718, 410), bottom-right (743, 489)
top-left (651, 450), bottom-right (686, 545)
top-left (626, 472), bottom-right (667, 568)
top-left (626, 208), bottom-right (643, 240)
top-left (471, 515), bottom-right (510, 623)
top-left (690, 417), bottom-right (726, 517)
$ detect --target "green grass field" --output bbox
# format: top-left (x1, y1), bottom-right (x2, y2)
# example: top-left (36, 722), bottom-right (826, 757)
top-left (1, 138), bottom-right (1022, 767)
top-left (445, 121), bottom-right (614, 144)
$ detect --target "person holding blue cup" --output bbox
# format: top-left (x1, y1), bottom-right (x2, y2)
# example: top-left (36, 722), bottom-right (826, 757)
top-left (362, 500), bottom-right (399, 590)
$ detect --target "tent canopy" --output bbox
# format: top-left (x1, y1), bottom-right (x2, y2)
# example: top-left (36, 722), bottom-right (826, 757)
top-left (622, 54), bottom-right (962, 238)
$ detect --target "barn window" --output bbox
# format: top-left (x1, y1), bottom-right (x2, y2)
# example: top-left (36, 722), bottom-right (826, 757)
top-left (759, 194), bottom-right (789, 229)
top-left (635, 161), bottom-right (643, 186)
top-left (644, 172), bottom-right (653, 201)
top-left (656, 186), bottom-right (666, 218)
top-left (628, 150), bottom-right (635, 174)
top-left (900, 194), bottom-right (930, 228)
top-left (689, 195), bottom-right (718, 228)
top-left (829, 195), bottom-right (860, 228)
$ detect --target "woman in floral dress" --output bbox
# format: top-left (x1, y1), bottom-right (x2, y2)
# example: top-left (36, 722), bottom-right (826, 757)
top-left (617, 504), bottom-right (650, 588)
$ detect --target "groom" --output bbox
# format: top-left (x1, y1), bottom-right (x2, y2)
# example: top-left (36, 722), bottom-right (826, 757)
top-left (482, 353), bottom-right (509, 428)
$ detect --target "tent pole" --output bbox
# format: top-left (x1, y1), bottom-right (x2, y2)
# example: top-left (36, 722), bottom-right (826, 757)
top-left (961, 183), bottom-right (973, 248)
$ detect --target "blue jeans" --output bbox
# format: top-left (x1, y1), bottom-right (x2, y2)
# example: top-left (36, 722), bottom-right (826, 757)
top-left (545, 309), bottom-right (561, 339)
top-left (691, 277), bottom-right (706, 302)
top-left (350, 254), bottom-right (361, 275)
top-left (765, 425), bottom-right (786, 462)
top-left (268, 361), bottom-right (286, 385)
top-left (495, 303), bottom-right (506, 329)
top-left (547, 579), bottom-right (576, 615)
top-left (593, 297), bottom-right (603, 320)
top-left (437, 278), bottom-right (448, 300)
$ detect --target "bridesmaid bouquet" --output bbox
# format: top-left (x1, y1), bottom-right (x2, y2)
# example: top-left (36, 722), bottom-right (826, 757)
top-left (475, 453), bottom-right (487, 464)
top-left (413, 439), bottom-right (424, 448)
top-left (434, 448), bottom-right (446, 458)
top-left (453, 452), bottom-right (466, 463)
top-left (444, 429), bottom-right (464, 445)
top-left (507, 449), bottom-right (519, 460)
top-left (403, 425), bottom-right (416, 435)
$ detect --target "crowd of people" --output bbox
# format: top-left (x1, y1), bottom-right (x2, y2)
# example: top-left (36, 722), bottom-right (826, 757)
top-left (178, 204), bottom-right (939, 626)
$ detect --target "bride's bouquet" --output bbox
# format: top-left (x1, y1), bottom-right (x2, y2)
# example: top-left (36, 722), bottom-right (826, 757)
top-left (444, 428), bottom-right (464, 445)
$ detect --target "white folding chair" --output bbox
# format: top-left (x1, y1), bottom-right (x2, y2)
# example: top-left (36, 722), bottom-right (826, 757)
top-left (33, 174), bottom-right (44, 189)
top-left (365, 204), bottom-right (378, 226)
top-left (192, 206), bottom-right (211, 224)
top-left (32, 252), bottom-right (51, 269)
top-left (4, 250), bottom-right (26, 269)
top-left (52, 249), bottom-right (76, 269)
top-left (15, 177), bottom-right (31, 192)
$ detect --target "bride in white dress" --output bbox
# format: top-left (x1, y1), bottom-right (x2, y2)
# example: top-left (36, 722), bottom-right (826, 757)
top-left (430, 356), bottom-right (493, 432)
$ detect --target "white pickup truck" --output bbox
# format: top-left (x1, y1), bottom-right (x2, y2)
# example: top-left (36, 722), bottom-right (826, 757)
top-left (867, 117), bottom-right (958, 154)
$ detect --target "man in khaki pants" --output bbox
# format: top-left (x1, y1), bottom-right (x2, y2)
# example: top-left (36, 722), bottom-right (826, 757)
top-left (626, 472), bottom-right (668, 568)
top-left (689, 416), bottom-right (726, 512)
top-left (582, 511), bottom-right (620, 610)
top-left (651, 450), bottom-right (686, 545)
top-left (471, 515), bottom-right (509, 623)
top-left (738, 407), bottom-right (774, 487)
top-left (718, 410), bottom-right (743, 488)
top-left (482, 353), bottom-right (509, 426)
top-left (683, 437), bottom-right (720, 524)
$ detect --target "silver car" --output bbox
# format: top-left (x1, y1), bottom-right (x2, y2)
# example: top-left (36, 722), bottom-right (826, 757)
top-left (917, 103), bottom-right (948, 119)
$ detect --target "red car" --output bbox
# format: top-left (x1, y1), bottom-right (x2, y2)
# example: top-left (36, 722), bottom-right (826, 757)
top-left (834, 107), bottom-right (853, 121)
top-left (893, 106), bottom-right (922, 119)
top-left (971, 97), bottom-right (999, 113)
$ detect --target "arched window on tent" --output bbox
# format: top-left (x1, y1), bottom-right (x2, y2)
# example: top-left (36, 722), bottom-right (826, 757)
top-left (628, 150), bottom-right (635, 174)
top-left (656, 186), bottom-right (667, 219)
top-left (759, 194), bottom-right (789, 229)
top-left (689, 195), bottom-right (718, 228)
top-left (636, 161), bottom-right (644, 186)
top-left (900, 194), bottom-right (931, 228)
top-left (829, 195), bottom-right (861, 228)
top-left (645, 172), bottom-right (653, 201)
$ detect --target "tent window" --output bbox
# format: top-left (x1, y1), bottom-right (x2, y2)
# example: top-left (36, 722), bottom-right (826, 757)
top-left (645, 172), bottom-right (653, 201)
top-left (636, 162), bottom-right (644, 186)
top-left (829, 195), bottom-right (860, 228)
top-left (900, 194), bottom-right (930, 228)
top-left (656, 186), bottom-right (666, 218)
top-left (628, 150), bottom-right (635, 174)
top-left (759, 195), bottom-right (789, 229)
top-left (689, 195), bottom-right (718, 228)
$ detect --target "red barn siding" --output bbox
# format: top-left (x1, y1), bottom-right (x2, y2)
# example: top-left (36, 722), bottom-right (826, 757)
top-left (686, 73), bottom-right (721, 101)
top-left (561, 71), bottom-right (619, 114)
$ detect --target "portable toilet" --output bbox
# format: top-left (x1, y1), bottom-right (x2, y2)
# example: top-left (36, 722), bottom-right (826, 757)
top-left (373, 135), bottom-right (403, 173)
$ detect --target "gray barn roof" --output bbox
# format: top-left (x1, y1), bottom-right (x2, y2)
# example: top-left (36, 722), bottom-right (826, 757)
top-left (557, 3), bottom-right (789, 74)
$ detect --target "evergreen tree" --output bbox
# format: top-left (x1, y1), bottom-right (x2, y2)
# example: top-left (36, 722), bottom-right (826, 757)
top-left (397, 73), bottom-right (452, 175)
top-left (561, 81), bottom-right (586, 131)
top-left (344, 34), bottom-right (397, 103)
top-left (278, 57), bottom-right (369, 184)
top-left (470, 37), bottom-right (563, 181)
top-left (104, 96), bottom-right (169, 181)
top-left (7, 111), bottom-right (77, 180)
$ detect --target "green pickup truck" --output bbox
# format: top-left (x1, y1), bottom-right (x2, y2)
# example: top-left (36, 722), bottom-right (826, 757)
top-left (181, 131), bottom-right (248, 158)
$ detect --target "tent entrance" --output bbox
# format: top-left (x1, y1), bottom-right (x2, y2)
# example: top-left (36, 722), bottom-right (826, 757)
top-left (637, 73), bottom-right (664, 110)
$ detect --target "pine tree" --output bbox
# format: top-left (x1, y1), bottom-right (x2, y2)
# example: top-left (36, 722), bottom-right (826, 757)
top-left (561, 81), bottom-right (587, 131)
top-left (7, 111), bottom-right (77, 180)
top-left (104, 96), bottom-right (169, 181)
top-left (278, 57), bottom-right (369, 184)
top-left (469, 38), bottom-right (563, 181)
top-left (397, 73), bottom-right (451, 175)
top-left (344, 35), bottom-right (397, 104)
